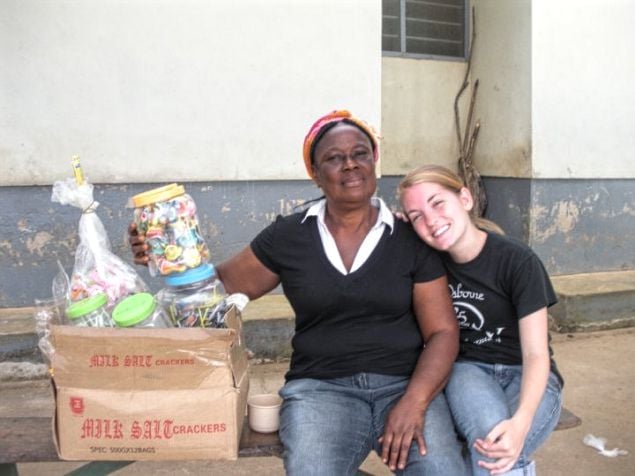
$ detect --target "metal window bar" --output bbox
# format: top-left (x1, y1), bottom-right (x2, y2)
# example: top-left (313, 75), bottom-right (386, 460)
top-left (407, 0), bottom-right (463, 8)
top-left (382, 0), bottom-right (467, 58)
top-left (407, 17), bottom-right (462, 27)
top-left (400, 0), bottom-right (407, 53)
top-left (406, 36), bottom-right (463, 44)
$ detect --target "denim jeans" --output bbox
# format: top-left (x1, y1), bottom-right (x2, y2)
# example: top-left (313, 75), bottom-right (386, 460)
top-left (279, 373), bottom-right (468, 476)
top-left (445, 361), bottom-right (562, 476)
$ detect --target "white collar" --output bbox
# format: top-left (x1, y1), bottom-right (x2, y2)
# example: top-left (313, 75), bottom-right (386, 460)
top-left (301, 196), bottom-right (394, 234)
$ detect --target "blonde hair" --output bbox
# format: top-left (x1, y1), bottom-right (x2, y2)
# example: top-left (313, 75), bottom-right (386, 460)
top-left (398, 164), bottom-right (504, 235)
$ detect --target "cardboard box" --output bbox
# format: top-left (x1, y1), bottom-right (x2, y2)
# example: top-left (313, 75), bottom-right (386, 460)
top-left (50, 307), bottom-right (249, 461)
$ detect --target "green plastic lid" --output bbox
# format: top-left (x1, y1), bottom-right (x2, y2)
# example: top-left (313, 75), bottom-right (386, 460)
top-left (112, 292), bottom-right (156, 327)
top-left (66, 293), bottom-right (108, 320)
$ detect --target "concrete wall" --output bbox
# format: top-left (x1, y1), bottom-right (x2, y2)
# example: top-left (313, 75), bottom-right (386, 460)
top-left (2, 0), bottom-right (635, 307)
top-left (380, 57), bottom-right (466, 174)
top-left (4, 175), bottom-right (632, 306)
top-left (526, 1), bottom-right (635, 271)
top-left (1, 0), bottom-right (381, 185)
top-left (462, 0), bottom-right (635, 276)
top-left (467, 0), bottom-right (635, 179)
top-left (0, 179), bottom-right (405, 307)
top-left (528, 179), bottom-right (635, 274)
top-left (482, 177), bottom-right (635, 275)
top-left (469, 0), bottom-right (532, 178)
top-left (532, 0), bottom-right (635, 178)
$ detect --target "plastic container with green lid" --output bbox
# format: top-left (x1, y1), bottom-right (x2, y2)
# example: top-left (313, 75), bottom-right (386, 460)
top-left (66, 293), bottom-right (112, 327)
top-left (131, 183), bottom-right (210, 277)
top-left (112, 292), bottom-right (172, 328)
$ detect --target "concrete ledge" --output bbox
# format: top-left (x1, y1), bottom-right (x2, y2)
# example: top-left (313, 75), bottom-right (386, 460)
top-left (3, 269), bottom-right (634, 366)
top-left (0, 308), bottom-right (43, 363)
top-left (0, 295), bottom-right (296, 365)
top-left (550, 270), bottom-right (635, 332)
top-left (242, 294), bottom-right (294, 360)
top-left (242, 294), bottom-right (294, 322)
top-left (0, 333), bottom-right (42, 363)
top-left (0, 307), bottom-right (36, 334)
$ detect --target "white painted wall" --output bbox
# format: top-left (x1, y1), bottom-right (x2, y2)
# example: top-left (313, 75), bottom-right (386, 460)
top-left (470, 0), bottom-right (532, 178)
top-left (532, 0), bottom-right (635, 178)
top-left (380, 57), bottom-right (466, 176)
top-left (1, 0), bottom-right (381, 185)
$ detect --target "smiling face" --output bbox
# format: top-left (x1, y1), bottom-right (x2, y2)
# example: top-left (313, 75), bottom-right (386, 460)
top-left (311, 123), bottom-right (377, 208)
top-left (400, 181), bottom-right (475, 253)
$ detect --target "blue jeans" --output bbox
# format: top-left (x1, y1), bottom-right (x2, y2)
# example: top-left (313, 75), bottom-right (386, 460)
top-left (279, 373), bottom-right (468, 476)
top-left (445, 361), bottom-right (562, 476)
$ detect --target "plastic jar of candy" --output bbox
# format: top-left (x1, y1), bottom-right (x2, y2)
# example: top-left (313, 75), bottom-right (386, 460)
top-left (66, 293), bottom-right (112, 327)
top-left (112, 292), bottom-right (172, 328)
top-left (155, 263), bottom-right (228, 328)
top-left (131, 183), bottom-right (210, 276)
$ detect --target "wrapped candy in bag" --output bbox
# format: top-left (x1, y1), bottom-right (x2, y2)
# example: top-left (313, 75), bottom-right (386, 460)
top-left (51, 166), bottom-right (148, 309)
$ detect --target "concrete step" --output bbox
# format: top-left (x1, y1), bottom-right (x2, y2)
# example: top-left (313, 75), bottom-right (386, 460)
top-left (549, 270), bottom-right (635, 332)
top-left (2, 270), bottom-right (634, 366)
top-left (242, 270), bottom-right (635, 346)
top-left (0, 307), bottom-right (43, 363)
top-left (242, 295), bottom-right (294, 361)
top-left (0, 296), bottom-right (296, 365)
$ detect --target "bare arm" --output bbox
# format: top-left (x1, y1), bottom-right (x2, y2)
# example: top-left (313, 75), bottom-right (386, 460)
top-left (380, 275), bottom-right (459, 471)
top-left (216, 246), bottom-right (280, 300)
top-left (474, 308), bottom-right (551, 474)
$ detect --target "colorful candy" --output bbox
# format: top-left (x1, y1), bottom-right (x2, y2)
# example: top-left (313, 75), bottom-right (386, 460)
top-left (69, 267), bottom-right (142, 308)
top-left (131, 184), bottom-right (210, 276)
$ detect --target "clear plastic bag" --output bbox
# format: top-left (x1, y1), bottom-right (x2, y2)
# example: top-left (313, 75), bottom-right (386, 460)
top-left (51, 176), bottom-right (148, 309)
top-left (33, 296), bottom-right (65, 362)
top-left (33, 261), bottom-right (70, 362)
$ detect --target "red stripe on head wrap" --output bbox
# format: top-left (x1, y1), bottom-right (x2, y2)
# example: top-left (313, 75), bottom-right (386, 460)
top-left (302, 110), bottom-right (379, 179)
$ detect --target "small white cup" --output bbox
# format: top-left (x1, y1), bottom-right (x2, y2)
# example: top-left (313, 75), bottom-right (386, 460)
top-left (248, 393), bottom-right (282, 433)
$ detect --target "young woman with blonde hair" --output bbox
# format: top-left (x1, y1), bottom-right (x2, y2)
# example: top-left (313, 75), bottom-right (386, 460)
top-left (399, 165), bottom-right (563, 476)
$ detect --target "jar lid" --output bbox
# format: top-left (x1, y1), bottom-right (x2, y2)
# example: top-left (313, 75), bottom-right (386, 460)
top-left (66, 293), bottom-right (108, 320)
top-left (131, 183), bottom-right (185, 208)
top-left (164, 263), bottom-right (215, 287)
top-left (112, 292), bottom-right (157, 327)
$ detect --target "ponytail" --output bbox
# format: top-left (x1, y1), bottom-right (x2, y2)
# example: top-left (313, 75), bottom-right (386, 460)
top-left (474, 217), bottom-right (504, 235)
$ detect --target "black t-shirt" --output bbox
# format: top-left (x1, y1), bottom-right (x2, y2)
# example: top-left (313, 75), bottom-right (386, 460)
top-left (442, 232), bottom-right (563, 384)
top-left (251, 212), bottom-right (445, 381)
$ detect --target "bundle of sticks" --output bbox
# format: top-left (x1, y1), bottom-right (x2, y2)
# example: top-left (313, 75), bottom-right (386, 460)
top-left (454, 7), bottom-right (487, 219)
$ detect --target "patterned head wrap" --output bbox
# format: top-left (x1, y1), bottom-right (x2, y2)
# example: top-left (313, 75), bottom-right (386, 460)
top-left (302, 110), bottom-right (379, 179)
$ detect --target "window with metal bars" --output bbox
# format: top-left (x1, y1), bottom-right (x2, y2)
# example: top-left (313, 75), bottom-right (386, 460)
top-left (382, 0), bottom-right (467, 59)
